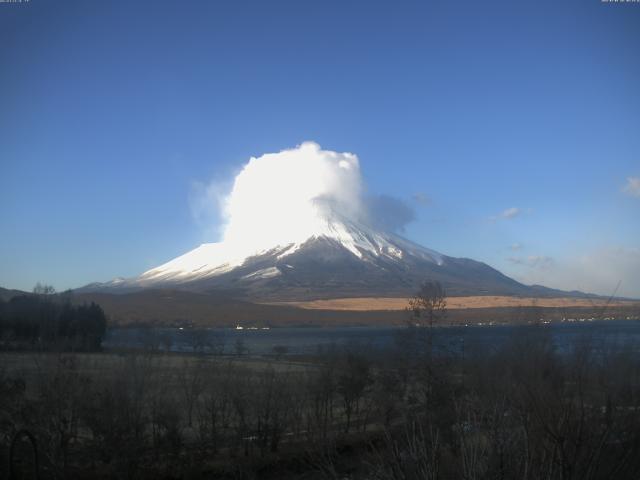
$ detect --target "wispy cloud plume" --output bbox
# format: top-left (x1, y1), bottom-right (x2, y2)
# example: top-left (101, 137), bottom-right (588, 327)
top-left (189, 180), bottom-right (229, 239)
top-left (489, 207), bottom-right (521, 222)
top-left (508, 255), bottom-right (554, 269)
top-left (501, 207), bottom-right (521, 219)
top-left (412, 192), bottom-right (432, 206)
top-left (623, 177), bottom-right (640, 197)
top-left (365, 194), bottom-right (415, 233)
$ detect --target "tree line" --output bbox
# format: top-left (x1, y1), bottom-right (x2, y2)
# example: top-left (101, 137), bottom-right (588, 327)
top-left (0, 284), bottom-right (107, 351)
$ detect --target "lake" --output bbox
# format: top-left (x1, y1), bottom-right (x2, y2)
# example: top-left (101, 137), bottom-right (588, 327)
top-left (103, 319), bottom-right (640, 356)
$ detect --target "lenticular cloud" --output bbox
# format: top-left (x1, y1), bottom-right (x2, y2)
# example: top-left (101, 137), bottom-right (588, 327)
top-left (220, 142), bottom-right (365, 251)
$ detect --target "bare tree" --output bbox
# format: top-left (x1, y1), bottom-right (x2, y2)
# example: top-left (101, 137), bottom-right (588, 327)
top-left (33, 283), bottom-right (56, 296)
top-left (405, 280), bottom-right (448, 381)
top-left (305, 359), bottom-right (337, 442)
top-left (337, 353), bottom-right (372, 433)
top-left (370, 421), bottom-right (441, 480)
top-left (196, 363), bottom-right (233, 455)
top-left (407, 280), bottom-right (447, 330)
top-left (178, 358), bottom-right (205, 427)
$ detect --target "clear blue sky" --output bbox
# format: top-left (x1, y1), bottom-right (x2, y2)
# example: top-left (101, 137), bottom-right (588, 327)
top-left (1, 0), bottom-right (639, 296)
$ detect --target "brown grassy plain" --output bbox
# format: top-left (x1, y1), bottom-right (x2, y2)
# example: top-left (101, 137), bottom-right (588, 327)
top-left (267, 295), bottom-right (640, 311)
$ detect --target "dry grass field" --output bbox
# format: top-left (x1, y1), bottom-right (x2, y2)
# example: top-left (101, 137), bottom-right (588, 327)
top-left (70, 290), bottom-right (640, 327)
top-left (267, 296), bottom-right (640, 311)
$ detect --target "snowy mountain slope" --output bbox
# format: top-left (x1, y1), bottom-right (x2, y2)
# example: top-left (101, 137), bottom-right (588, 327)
top-left (81, 212), bottom-right (538, 301)
top-left (139, 214), bottom-right (443, 284)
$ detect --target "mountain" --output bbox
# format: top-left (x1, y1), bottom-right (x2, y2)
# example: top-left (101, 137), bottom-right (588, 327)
top-left (81, 212), bottom-right (558, 301)
top-left (0, 287), bottom-right (29, 302)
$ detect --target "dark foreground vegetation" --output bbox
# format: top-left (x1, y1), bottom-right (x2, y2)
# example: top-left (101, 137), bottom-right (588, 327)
top-left (2, 326), bottom-right (640, 479)
top-left (2, 282), bottom-right (640, 479)
top-left (0, 286), bottom-right (107, 352)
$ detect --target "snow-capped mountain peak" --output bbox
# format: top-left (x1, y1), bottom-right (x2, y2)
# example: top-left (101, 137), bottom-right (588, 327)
top-left (138, 212), bottom-right (443, 286)
top-left (76, 143), bottom-right (570, 300)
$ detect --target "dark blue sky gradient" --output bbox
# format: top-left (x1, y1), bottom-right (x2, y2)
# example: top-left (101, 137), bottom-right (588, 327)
top-left (1, 1), bottom-right (639, 295)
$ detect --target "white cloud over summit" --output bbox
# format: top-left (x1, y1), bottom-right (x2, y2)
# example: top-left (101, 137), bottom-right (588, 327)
top-left (191, 142), bottom-right (416, 251)
top-left (221, 142), bottom-right (363, 249)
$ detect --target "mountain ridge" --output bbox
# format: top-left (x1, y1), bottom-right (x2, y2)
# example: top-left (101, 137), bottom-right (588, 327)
top-left (78, 214), bottom-right (604, 301)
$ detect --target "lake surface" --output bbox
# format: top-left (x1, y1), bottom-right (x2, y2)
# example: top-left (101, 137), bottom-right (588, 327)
top-left (103, 319), bottom-right (640, 356)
